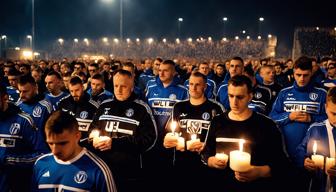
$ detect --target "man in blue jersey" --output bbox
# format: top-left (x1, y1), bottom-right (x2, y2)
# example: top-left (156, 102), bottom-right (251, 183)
top-left (6, 69), bottom-right (21, 103)
top-left (17, 75), bottom-right (52, 140)
top-left (270, 56), bottom-right (327, 160)
top-left (217, 56), bottom-right (244, 109)
top-left (295, 87), bottom-right (336, 192)
top-left (32, 110), bottom-right (116, 192)
top-left (0, 86), bottom-right (48, 192)
top-left (44, 71), bottom-right (68, 111)
top-left (146, 59), bottom-right (189, 138)
top-left (184, 62), bottom-right (217, 99)
top-left (87, 73), bottom-right (113, 105)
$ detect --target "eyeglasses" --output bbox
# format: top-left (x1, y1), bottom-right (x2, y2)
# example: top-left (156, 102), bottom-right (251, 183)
top-left (328, 66), bottom-right (335, 70)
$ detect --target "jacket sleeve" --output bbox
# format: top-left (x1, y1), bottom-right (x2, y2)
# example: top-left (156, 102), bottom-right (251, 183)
top-left (294, 126), bottom-right (313, 168)
top-left (269, 92), bottom-right (291, 127)
top-left (4, 120), bottom-right (48, 168)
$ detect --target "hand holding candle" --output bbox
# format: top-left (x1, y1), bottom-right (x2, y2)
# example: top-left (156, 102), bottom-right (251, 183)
top-left (311, 141), bottom-right (324, 169)
top-left (90, 130), bottom-right (111, 148)
top-left (187, 134), bottom-right (201, 151)
top-left (215, 152), bottom-right (229, 162)
top-left (164, 121), bottom-right (185, 150)
top-left (326, 157), bottom-right (335, 175)
top-left (230, 139), bottom-right (251, 172)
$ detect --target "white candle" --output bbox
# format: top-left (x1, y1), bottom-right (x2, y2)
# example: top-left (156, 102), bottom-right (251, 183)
top-left (90, 130), bottom-right (100, 139)
top-left (311, 141), bottom-right (324, 169)
top-left (176, 137), bottom-right (185, 151)
top-left (326, 157), bottom-right (335, 174)
top-left (187, 134), bottom-right (200, 150)
top-left (92, 131), bottom-right (111, 146)
top-left (165, 121), bottom-right (185, 150)
top-left (229, 139), bottom-right (251, 172)
top-left (215, 152), bottom-right (229, 162)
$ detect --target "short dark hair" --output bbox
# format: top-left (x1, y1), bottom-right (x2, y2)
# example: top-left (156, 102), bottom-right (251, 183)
top-left (327, 87), bottom-right (336, 104)
top-left (228, 75), bottom-right (253, 93)
top-left (18, 75), bottom-right (36, 86)
top-left (190, 71), bottom-right (207, 83)
top-left (294, 56), bottom-right (312, 71)
top-left (122, 62), bottom-right (135, 72)
top-left (7, 69), bottom-right (21, 77)
top-left (47, 71), bottom-right (62, 80)
top-left (161, 60), bottom-right (176, 67)
top-left (231, 56), bottom-right (244, 65)
top-left (45, 110), bottom-right (79, 134)
top-left (243, 64), bottom-right (255, 77)
top-left (69, 76), bottom-right (83, 86)
top-left (89, 63), bottom-right (99, 69)
top-left (113, 69), bottom-right (133, 78)
top-left (91, 73), bottom-right (105, 82)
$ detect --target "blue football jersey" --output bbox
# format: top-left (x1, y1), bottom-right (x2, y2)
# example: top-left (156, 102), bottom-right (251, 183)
top-left (32, 148), bottom-right (116, 192)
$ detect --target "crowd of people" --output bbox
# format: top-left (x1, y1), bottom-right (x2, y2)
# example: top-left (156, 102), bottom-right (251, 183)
top-left (48, 38), bottom-right (268, 61)
top-left (0, 54), bottom-right (336, 192)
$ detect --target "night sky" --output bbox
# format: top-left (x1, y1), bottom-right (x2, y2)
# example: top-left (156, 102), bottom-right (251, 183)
top-left (0, 0), bottom-right (335, 50)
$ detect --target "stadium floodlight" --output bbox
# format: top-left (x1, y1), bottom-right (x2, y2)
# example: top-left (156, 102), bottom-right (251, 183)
top-left (147, 38), bottom-right (154, 44)
top-left (102, 37), bottom-right (108, 43)
top-left (223, 17), bottom-right (228, 21)
top-left (235, 36), bottom-right (239, 40)
top-left (162, 38), bottom-right (167, 43)
top-left (187, 38), bottom-right (192, 43)
top-left (246, 36), bottom-right (250, 40)
top-left (58, 38), bottom-right (64, 45)
top-left (258, 36), bottom-right (262, 40)
top-left (74, 38), bottom-right (79, 43)
top-left (268, 34), bottom-right (272, 38)
top-left (259, 17), bottom-right (264, 22)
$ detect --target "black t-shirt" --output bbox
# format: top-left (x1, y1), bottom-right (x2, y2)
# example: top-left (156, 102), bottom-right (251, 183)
top-left (170, 99), bottom-right (225, 168)
top-left (202, 111), bottom-right (291, 192)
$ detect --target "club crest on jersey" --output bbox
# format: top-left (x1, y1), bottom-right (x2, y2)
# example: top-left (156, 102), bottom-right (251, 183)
top-left (309, 93), bottom-right (318, 101)
top-left (202, 112), bottom-right (210, 120)
top-left (187, 121), bottom-right (201, 134)
top-left (169, 94), bottom-right (176, 100)
top-left (74, 171), bottom-right (88, 184)
top-left (126, 109), bottom-right (134, 117)
top-left (33, 106), bottom-right (42, 117)
top-left (104, 108), bottom-right (111, 115)
top-left (80, 111), bottom-right (89, 119)
top-left (254, 92), bottom-right (262, 99)
top-left (10, 123), bottom-right (20, 135)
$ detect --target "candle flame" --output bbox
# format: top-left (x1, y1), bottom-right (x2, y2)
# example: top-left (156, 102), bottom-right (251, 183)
top-left (191, 134), bottom-right (197, 140)
top-left (171, 121), bottom-right (177, 134)
top-left (313, 140), bottom-right (317, 155)
top-left (239, 139), bottom-right (245, 152)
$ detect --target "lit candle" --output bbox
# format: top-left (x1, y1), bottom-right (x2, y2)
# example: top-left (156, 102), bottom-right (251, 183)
top-left (91, 130), bottom-right (111, 146)
top-left (215, 152), bottom-right (229, 162)
top-left (90, 130), bottom-right (100, 139)
top-left (165, 121), bottom-right (185, 150)
top-left (229, 139), bottom-right (251, 172)
top-left (311, 141), bottom-right (324, 169)
top-left (187, 134), bottom-right (201, 150)
top-left (326, 157), bottom-right (335, 174)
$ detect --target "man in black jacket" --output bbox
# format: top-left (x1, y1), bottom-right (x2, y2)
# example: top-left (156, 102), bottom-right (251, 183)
top-left (90, 69), bottom-right (157, 192)
top-left (58, 76), bottom-right (99, 142)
